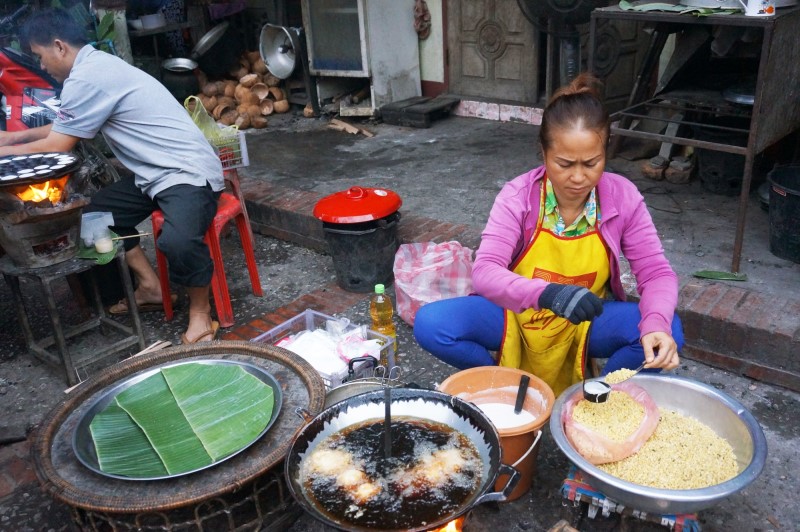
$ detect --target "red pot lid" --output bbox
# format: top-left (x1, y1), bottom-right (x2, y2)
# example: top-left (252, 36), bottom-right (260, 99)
top-left (313, 186), bottom-right (402, 223)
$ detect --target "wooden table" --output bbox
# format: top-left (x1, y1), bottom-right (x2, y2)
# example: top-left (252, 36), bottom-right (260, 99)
top-left (588, 5), bottom-right (800, 272)
top-left (0, 246), bottom-right (145, 385)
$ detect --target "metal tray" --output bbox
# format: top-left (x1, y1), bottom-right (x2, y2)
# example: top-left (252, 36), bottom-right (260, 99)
top-left (0, 152), bottom-right (82, 186)
top-left (72, 359), bottom-right (283, 481)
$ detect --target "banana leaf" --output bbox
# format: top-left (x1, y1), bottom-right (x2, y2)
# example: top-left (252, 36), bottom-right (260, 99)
top-left (162, 363), bottom-right (275, 461)
top-left (90, 363), bottom-right (276, 478)
top-left (115, 372), bottom-right (213, 475)
top-left (89, 401), bottom-right (168, 477)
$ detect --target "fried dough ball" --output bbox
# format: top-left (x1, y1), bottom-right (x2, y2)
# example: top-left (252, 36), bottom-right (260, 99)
top-left (336, 468), bottom-right (368, 488)
top-left (352, 482), bottom-right (381, 504)
top-left (305, 448), bottom-right (353, 476)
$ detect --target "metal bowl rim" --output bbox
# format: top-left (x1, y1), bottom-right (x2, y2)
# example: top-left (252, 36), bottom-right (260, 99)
top-left (550, 374), bottom-right (768, 503)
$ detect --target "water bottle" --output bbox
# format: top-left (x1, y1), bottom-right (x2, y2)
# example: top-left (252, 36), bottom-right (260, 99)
top-left (369, 283), bottom-right (398, 366)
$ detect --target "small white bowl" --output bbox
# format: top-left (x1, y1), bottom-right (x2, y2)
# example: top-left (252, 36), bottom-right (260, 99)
top-left (128, 18), bottom-right (144, 31)
top-left (140, 13), bottom-right (166, 30)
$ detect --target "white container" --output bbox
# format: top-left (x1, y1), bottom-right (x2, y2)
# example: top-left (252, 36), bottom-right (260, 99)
top-left (252, 309), bottom-right (395, 389)
top-left (80, 212), bottom-right (114, 247)
top-left (140, 13), bottom-right (166, 30)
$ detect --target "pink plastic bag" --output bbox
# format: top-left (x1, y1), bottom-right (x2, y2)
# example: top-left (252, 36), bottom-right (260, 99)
top-left (562, 381), bottom-right (660, 465)
top-left (393, 241), bottom-right (474, 326)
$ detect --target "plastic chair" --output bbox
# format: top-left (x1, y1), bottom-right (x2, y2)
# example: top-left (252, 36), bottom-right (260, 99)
top-left (151, 169), bottom-right (262, 328)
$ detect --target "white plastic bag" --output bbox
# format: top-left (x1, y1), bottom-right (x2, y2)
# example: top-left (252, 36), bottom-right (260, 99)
top-left (393, 241), bottom-right (474, 326)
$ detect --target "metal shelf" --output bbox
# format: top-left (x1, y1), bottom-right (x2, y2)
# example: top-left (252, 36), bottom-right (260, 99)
top-left (610, 90), bottom-right (752, 156)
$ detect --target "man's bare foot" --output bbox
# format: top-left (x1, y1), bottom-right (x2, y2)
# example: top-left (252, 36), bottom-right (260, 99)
top-left (182, 310), bottom-right (217, 344)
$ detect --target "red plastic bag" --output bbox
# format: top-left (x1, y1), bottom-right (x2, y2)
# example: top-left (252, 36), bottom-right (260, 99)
top-left (562, 381), bottom-right (659, 465)
top-left (393, 241), bottom-right (474, 326)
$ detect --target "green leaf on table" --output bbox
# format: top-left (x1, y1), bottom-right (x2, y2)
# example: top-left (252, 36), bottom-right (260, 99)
top-left (162, 363), bottom-right (275, 461)
top-left (692, 270), bottom-right (748, 281)
top-left (89, 400), bottom-right (168, 477)
top-left (115, 372), bottom-right (213, 475)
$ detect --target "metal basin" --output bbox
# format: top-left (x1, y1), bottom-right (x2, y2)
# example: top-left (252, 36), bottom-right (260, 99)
top-left (550, 374), bottom-right (767, 514)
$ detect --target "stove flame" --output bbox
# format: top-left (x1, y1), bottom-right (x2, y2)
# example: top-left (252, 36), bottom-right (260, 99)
top-left (432, 516), bottom-right (465, 532)
top-left (15, 176), bottom-right (68, 204)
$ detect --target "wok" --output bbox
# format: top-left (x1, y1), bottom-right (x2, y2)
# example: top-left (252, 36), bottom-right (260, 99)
top-left (285, 388), bottom-right (520, 532)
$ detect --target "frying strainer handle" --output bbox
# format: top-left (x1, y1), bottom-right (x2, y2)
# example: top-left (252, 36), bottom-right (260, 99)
top-left (473, 463), bottom-right (520, 504)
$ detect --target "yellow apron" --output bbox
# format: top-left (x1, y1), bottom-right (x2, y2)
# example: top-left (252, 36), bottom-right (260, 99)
top-left (499, 185), bottom-right (610, 396)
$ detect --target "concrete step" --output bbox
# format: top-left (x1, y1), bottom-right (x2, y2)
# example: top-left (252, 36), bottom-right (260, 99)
top-left (239, 177), bottom-right (800, 393)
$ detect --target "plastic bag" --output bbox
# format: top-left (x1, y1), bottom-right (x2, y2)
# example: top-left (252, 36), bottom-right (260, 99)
top-left (183, 95), bottom-right (237, 144)
top-left (393, 241), bottom-right (474, 326)
top-left (562, 381), bottom-right (660, 465)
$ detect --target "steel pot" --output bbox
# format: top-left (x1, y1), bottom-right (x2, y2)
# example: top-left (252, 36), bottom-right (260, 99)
top-left (161, 58), bottom-right (199, 102)
top-left (285, 388), bottom-right (520, 532)
top-left (324, 377), bottom-right (408, 409)
top-left (190, 22), bottom-right (243, 78)
top-left (550, 374), bottom-right (767, 514)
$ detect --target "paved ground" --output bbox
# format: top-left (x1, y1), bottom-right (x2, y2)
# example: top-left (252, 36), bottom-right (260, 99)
top-left (0, 110), bottom-right (798, 531)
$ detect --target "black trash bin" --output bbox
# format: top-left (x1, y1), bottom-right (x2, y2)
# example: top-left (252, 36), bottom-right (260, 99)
top-left (768, 165), bottom-right (800, 263)
top-left (313, 187), bottom-right (402, 293)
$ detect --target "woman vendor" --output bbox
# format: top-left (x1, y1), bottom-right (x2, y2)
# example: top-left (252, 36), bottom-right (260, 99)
top-left (414, 73), bottom-right (684, 396)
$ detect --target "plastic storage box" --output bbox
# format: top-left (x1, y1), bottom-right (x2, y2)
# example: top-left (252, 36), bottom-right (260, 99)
top-left (252, 309), bottom-right (395, 389)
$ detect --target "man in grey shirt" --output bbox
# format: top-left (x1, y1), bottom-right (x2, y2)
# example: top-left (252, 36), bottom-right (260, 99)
top-left (0, 8), bottom-right (225, 344)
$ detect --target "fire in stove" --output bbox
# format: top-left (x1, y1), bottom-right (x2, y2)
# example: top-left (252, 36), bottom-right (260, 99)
top-left (13, 175), bottom-right (69, 205)
top-left (433, 516), bottom-right (466, 531)
top-left (0, 158), bottom-right (88, 268)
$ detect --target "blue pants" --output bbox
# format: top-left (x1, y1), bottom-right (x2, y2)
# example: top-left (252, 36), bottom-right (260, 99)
top-left (413, 296), bottom-right (684, 375)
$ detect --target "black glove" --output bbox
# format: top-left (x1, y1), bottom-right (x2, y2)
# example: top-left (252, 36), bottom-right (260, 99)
top-left (538, 283), bottom-right (604, 324)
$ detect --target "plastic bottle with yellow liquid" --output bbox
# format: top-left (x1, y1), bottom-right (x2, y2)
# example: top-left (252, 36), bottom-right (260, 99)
top-left (369, 284), bottom-right (398, 366)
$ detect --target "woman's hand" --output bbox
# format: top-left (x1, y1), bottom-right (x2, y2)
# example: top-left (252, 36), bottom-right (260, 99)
top-left (641, 331), bottom-right (680, 370)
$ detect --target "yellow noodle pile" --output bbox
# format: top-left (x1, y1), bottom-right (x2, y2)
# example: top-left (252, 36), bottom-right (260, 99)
top-left (572, 391), bottom-right (644, 442)
top-left (605, 368), bottom-right (637, 384)
top-left (598, 409), bottom-right (739, 489)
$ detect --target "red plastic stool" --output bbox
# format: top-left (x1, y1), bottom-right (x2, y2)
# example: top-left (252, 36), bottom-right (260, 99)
top-left (150, 171), bottom-right (262, 328)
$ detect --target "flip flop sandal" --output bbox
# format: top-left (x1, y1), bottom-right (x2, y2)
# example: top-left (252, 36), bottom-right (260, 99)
top-left (181, 321), bottom-right (220, 345)
top-left (109, 293), bottom-right (179, 315)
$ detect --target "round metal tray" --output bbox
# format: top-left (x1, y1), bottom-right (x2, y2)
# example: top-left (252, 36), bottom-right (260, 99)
top-left (0, 152), bottom-right (82, 186)
top-left (72, 359), bottom-right (283, 481)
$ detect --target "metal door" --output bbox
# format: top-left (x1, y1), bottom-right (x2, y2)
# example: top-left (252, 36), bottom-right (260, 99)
top-left (447, 0), bottom-right (539, 104)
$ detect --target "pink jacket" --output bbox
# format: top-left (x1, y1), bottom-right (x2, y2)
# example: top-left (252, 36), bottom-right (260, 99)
top-left (472, 166), bottom-right (678, 338)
